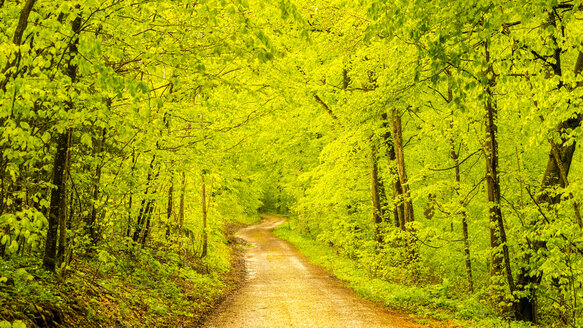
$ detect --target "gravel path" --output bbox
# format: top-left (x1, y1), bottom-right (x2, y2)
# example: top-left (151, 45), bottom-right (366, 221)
top-left (203, 215), bottom-right (428, 328)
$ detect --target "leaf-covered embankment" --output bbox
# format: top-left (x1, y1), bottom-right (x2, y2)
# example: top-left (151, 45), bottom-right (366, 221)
top-left (0, 218), bottom-right (253, 328)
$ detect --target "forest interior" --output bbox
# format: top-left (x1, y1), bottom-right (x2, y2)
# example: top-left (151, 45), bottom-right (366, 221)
top-left (1, 0), bottom-right (583, 327)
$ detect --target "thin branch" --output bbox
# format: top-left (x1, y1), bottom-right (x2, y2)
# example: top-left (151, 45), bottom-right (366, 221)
top-left (313, 94), bottom-right (338, 120)
top-left (526, 187), bottom-right (551, 224)
top-left (428, 149), bottom-right (481, 171)
top-left (460, 176), bottom-right (486, 207)
top-left (427, 85), bottom-right (450, 103)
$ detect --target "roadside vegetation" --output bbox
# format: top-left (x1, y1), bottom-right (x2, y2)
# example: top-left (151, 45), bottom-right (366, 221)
top-left (2, 0), bottom-right (583, 327)
top-left (1, 215), bottom-right (255, 327)
top-left (275, 222), bottom-right (533, 328)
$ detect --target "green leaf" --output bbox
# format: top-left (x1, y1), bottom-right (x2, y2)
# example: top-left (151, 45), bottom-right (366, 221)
top-left (137, 82), bottom-right (149, 94)
top-left (8, 240), bottom-right (18, 253)
top-left (80, 133), bottom-right (92, 147)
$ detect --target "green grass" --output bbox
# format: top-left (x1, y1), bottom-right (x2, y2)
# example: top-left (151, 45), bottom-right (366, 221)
top-left (273, 223), bottom-right (534, 328)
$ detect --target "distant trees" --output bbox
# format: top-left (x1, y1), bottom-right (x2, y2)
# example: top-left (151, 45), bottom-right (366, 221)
top-left (1, 0), bottom-right (273, 273)
top-left (263, 0), bottom-right (583, 325)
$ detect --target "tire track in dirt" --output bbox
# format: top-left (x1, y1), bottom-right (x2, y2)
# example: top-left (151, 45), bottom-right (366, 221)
top-left (203, 215), bottom-right (428, 328)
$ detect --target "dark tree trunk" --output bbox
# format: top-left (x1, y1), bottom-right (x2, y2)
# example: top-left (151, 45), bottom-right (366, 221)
top-left (392, 174), bottom-right (406, 230)
top-left (515, 45), bottom-right (583, 323)
top-left (390, 108), bottom-right (417, 261)
top-left (538, 114), bottom-right (582, 202)
top-left (0, 0), bottom-right (36, 91)
top-left (57, 130), bottom-right (72, 265)
top-left (140, 201), bottom-right (155, 246)
top-left (369, 143), bottom-right (384, 242)
top-left (201, 173), bottom-right (208, 258)
top-left (443, 74), bottom-right (474, 292)
top-left (450, 142), bottom-right (474, 292)
top-left (43, 13), bottom-right (81, 272)
top-left (43, 132), bottom-right (70, 271)
top-left (483, 41), bottom-right (515, 307)
top-left (381, 113), bottom-right (405, 230)
top-left (125, 151), bottom-right (137, 238)
top-left (133, 156), bottom-right (157, 243)
top-left (165, 178), bottom-right (174, 239)
top-left (134, 199), bottom-right (152, 243)
top-left (0, 0), bottom-right (36, 220)
top-left (88, 127), bottom-right (106, 245)
top-left (178, 171), bottom-right (185, 231)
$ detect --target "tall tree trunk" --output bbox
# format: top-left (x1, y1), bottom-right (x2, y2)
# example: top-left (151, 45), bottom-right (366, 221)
top-left (516, 49), bottom-right (583, 323)
top-left (43, 13), bottom-right (81, 272)
top-left (57, 130), bottom-right (72, 265)
top-left (88, 127), bottom-right (106, 246)
top-left (445, 73), bottom-right (474, 292)
top-left (126, 151), bottom-right (137, 238)
top-left (483, 41), bottom-right (515, 306)
top-left (201, 173), bottom-right (208, 258)
top-left (132, 199), bottom-right (148, 243)
top-left (165, 177), bottom-right (174, 239)
top-left (369, 143), bottom-right (384, 242)
top-left (0, 0), bottom-right (37, 256)
top-left (44, 132), bottom-right (70, 271)
top-left (381, 113), bottom-right (405, 230)
top-left (178, 171), bottom-right (186, 231)
top-left (133, 156), bottom-right (156, 243)
top-left (390, 108), bottom-right (417, 261)
top-left (451, 142), bottom-right (474, 292)
top-left (177, 171), bottom-right (186, 250)
top-left (0, 0), bottom-right (36, 92)
top-left (392, 171), bottom-right (406, 230)
top-left (140, 202), bottom-right (155, 246)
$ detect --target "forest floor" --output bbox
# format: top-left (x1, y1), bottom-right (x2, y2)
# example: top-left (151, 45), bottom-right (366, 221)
top-left (0, 221), bottom-right (251, 328)
top-left (203, 215), bottom-right (445, 328)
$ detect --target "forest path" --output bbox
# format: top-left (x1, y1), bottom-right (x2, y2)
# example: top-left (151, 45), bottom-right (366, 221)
top-left (202, 215), bottom-right (428, 328)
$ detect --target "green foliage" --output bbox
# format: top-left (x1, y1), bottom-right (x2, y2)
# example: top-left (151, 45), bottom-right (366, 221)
top-left (0, 321), bottom-right (26, 328)
top-left (0, 219), bottom-right (246, 327)
top-left (274, 222), bottom-right (534, 327)
top-left (1, 0), bottom-right (583, 326)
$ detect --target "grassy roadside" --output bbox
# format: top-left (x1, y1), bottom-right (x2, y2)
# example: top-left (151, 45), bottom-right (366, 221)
top-left (273, 223), bottom-right (533, 328)
top-left (0, 216), bottom-right (256, 328)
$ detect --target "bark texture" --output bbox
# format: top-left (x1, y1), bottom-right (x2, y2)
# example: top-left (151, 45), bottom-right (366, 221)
top-left (390, 108), bottom-right (417, 261)
top-left (369, 143), bottom-right (384, 241)
top-left (515, 49), bottom-right (583, 323)
top-left (43, 14), bottom-right (82, 271)
top-left (483, 42), bottom-right (515, 304)
top-left (201, 173), bottom-right (208, 258)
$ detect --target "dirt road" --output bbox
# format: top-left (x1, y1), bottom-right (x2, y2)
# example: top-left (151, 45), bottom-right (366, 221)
top-left (203, 215), bottom-right (428, 328)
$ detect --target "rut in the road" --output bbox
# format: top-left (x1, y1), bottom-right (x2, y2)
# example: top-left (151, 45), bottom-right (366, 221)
top-left (203, 215), bottom-right (428, 328)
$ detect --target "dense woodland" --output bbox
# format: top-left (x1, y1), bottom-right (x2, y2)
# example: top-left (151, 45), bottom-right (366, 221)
top-left (1, 0), bottom-right (583, 327)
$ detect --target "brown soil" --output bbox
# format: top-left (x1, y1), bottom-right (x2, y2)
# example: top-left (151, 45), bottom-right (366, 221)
top-left (202, 215), bottom-right (430, 328)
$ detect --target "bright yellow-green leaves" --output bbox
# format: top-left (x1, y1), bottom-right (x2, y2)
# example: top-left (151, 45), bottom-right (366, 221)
top-left (1, 0), bottom-right (583, 324)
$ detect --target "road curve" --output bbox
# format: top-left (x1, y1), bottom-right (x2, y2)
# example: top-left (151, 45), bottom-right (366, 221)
top-left (203, 215), bottom-right (427, 328)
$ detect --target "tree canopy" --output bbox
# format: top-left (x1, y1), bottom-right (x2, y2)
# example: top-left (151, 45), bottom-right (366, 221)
top-left (1, 0), bottom-right (583, 326)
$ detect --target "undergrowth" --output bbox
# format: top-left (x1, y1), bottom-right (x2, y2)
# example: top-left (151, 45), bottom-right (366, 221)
top-left (0, 215), bottom-right (257, 328)
top-left (273, 223), bottom-right (534, 328)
